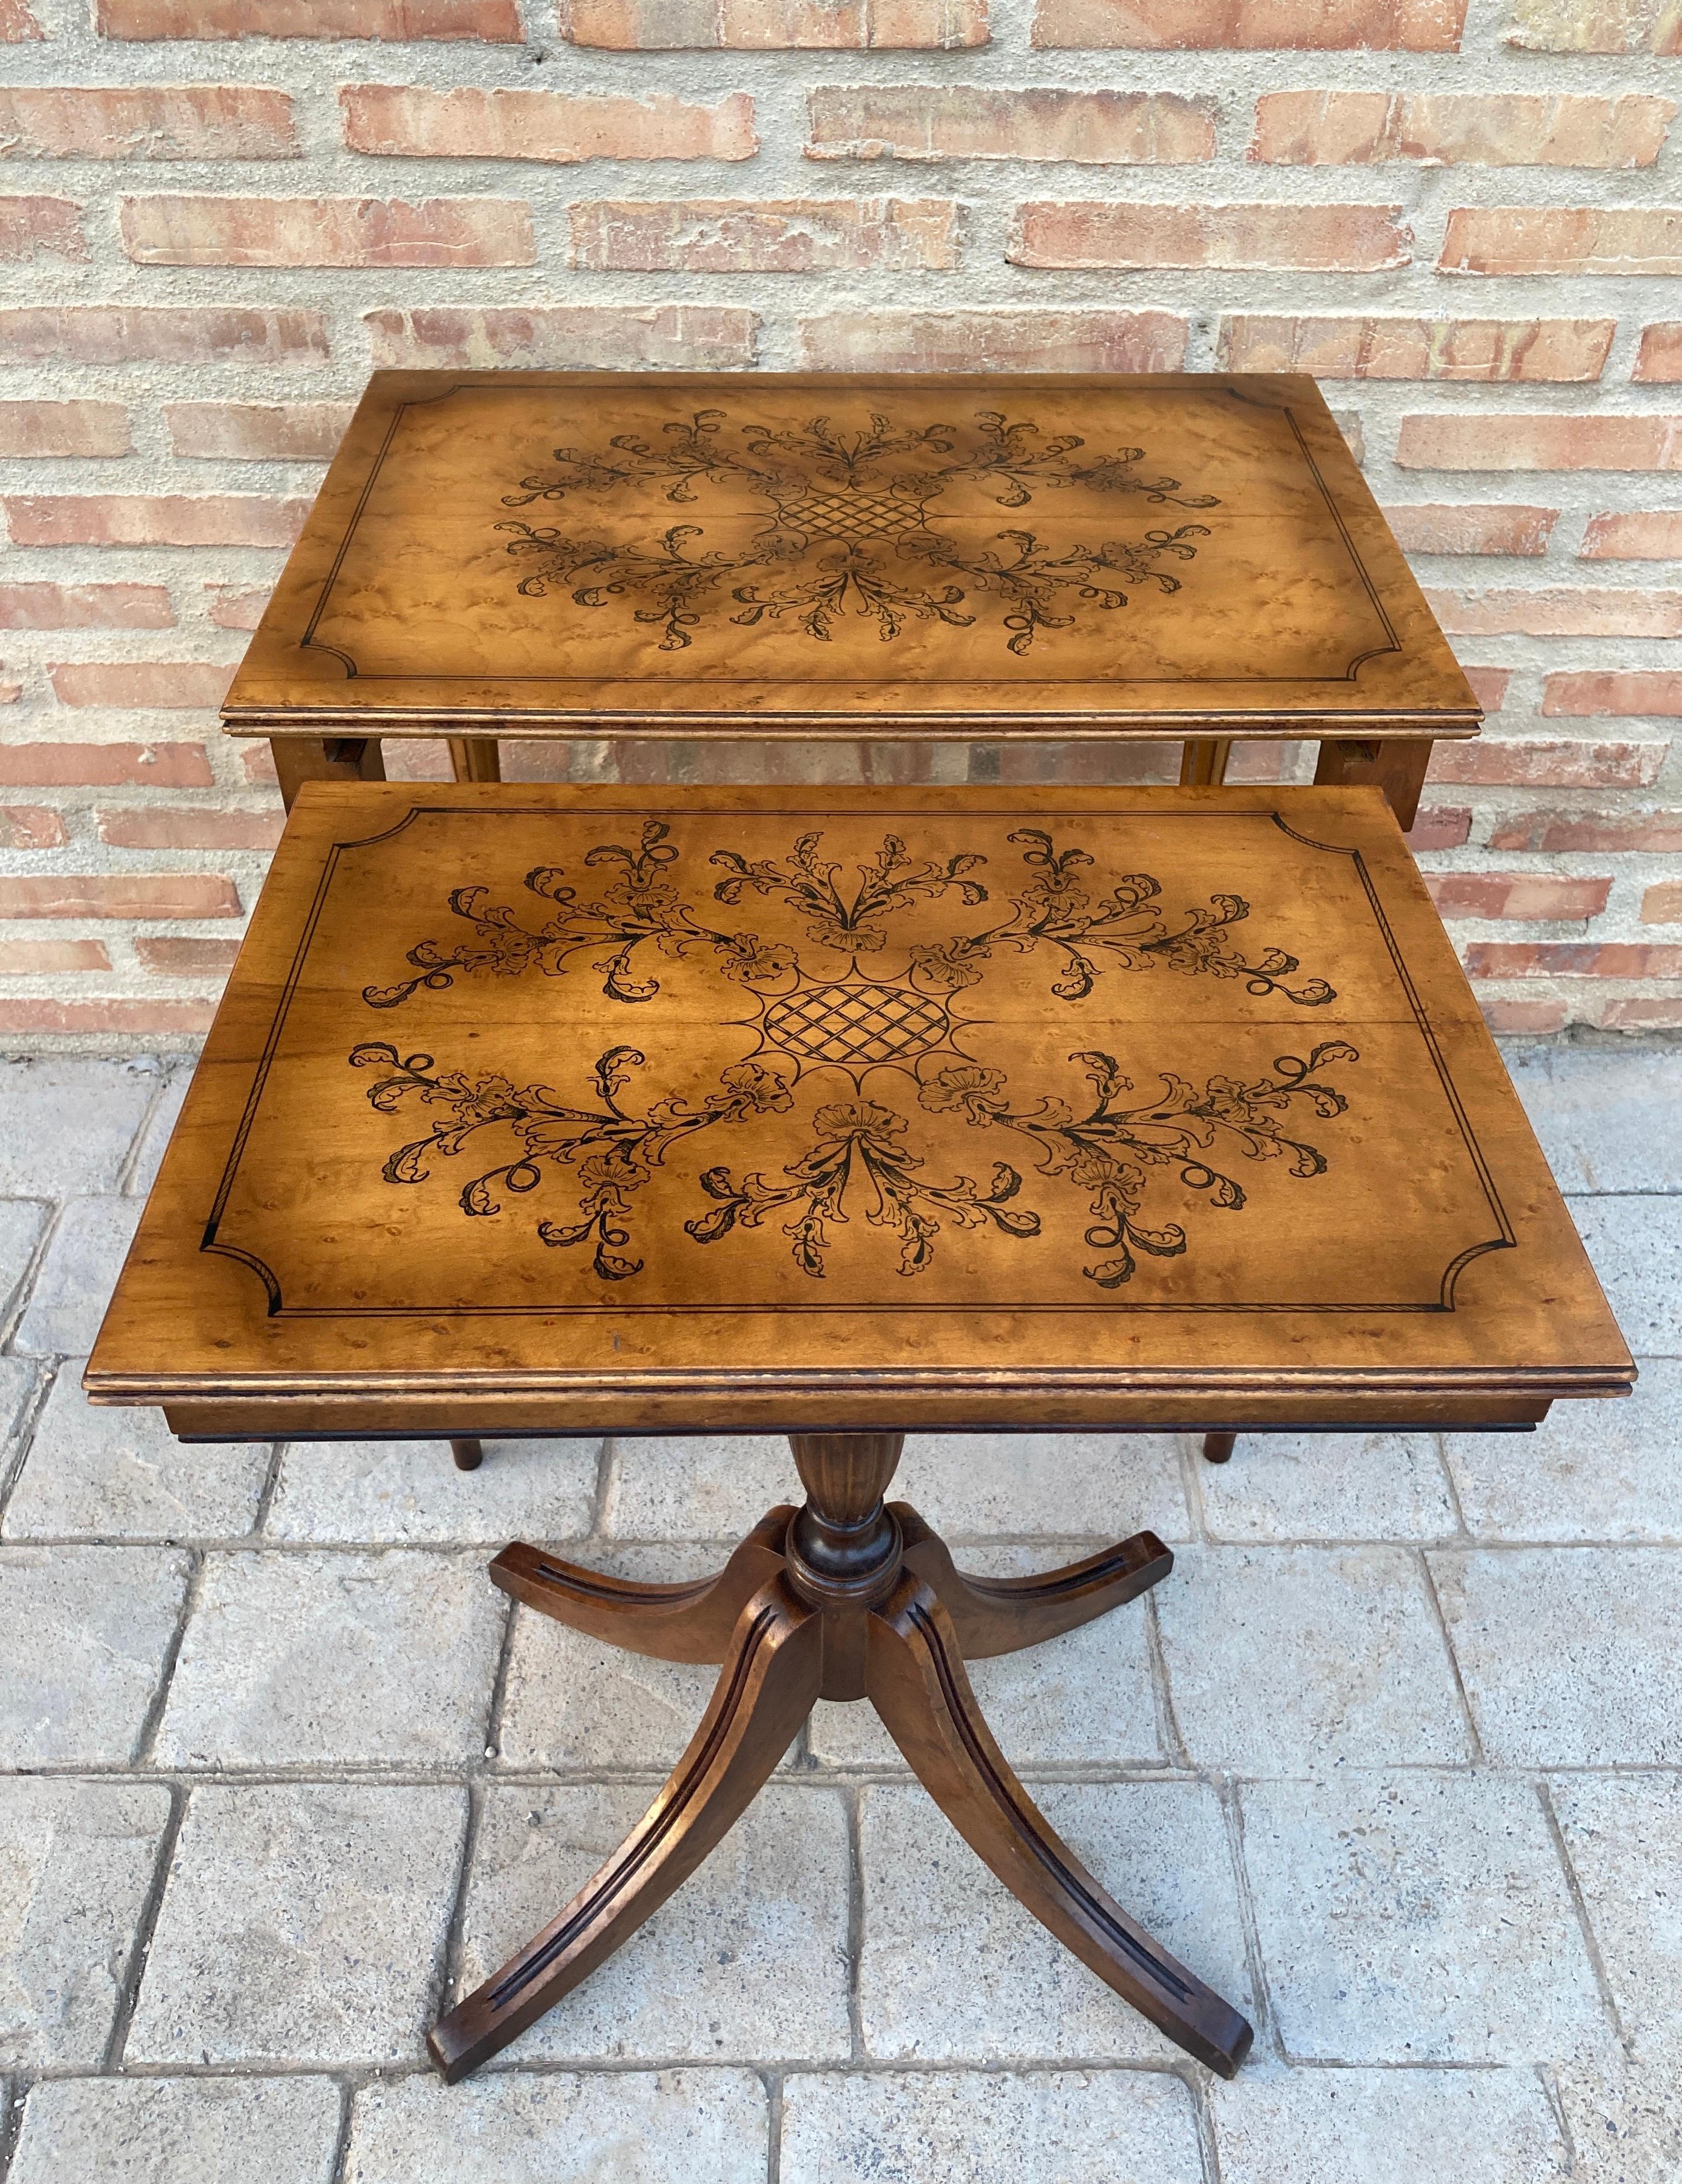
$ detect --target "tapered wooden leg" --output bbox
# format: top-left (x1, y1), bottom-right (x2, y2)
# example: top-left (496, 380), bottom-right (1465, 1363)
top-left (1179, 737), bottom-right (1233, 788)
top-left (867, 1572), bottom-right (1253, 2079)
top-left (894, 1503), bottom-right (1172, 1660)
top-left (1202, 1433), bottom-right (1237, 1465)
top-left (270, 735), bottom-right (386, 814)
top-left (448, 736), bottom-right (502, 784)
top-left (489, 1508), bottom-right (795, 1664)
top-left (1313, 736), bottom-right (1432, 831)
top-left (450, 1438), bottom-right (483, 1472)
top-left (429, 1573), bottom-right (823, 2083)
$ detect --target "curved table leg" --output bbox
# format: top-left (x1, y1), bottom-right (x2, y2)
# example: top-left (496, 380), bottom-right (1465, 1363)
top-left (867, 1573), bottom-right (1253, 2079)
top-left (450, 1438), bottom-right (483, 1472)
top-left (894, 1503), bottom-right (1171, 1660)
top-left (489, 1508), bottom-right (795, 1665)
top-left (430, 1573), bottom-right (823, 2082)
top-left (1202, 1433), bottom-right (1236, 1465)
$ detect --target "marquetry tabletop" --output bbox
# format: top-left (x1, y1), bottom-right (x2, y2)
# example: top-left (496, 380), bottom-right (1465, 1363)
top-left (222, 370), bottom-right (1479, 749)
top-left (88, 781), bottom-right (1629, 1442)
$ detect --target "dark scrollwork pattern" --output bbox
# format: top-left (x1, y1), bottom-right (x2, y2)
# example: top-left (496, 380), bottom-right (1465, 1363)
top-left (494, 408), bottom-right (1219, 655)
top-left (350, 824), bottom-right (1357, 1288)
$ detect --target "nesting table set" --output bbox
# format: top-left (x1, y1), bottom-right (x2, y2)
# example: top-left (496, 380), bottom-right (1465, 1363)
top-left (89, 372), bottom-right (1632, 2082)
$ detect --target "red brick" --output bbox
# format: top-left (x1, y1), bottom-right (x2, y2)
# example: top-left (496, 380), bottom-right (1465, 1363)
top-left (806, 85), bottom-right (1214, 162)
top-left (363, 302), bottom-right (757, 369)
top-left (1642, 880), bottom-right (1682, 923)
top-left (0, 805), bottom-right (65, 849)
top-left (1441, 207), bottom-right (1682, 277)
top-left (0, 86), bottom-right (298, 159)
top-left (1480, 996), bottom-right (1568, 1032)
top-left (1544, 672), bottom-right (1682, 716)
top-left (1406, 804), bottom-right (1472, 848)
top-left (1033, 0), bottom-right (1465, 46)
top-left (1250, 90), bottom-right (1673, 167)
top-left (0, 195), bottom-right (85, 262)
top-left (1384, 504), bottom-right (1556, 554)
top-left (48, 662), bottom-right (235, 710)
top-left (0, 939), bottom-right (111, 975)
top-left (1465, 666), bottom-right (1511, 712)
top-left (98, 0), bottom-right (521, 34)
top-left (1, 0), bottom-right (44, 35)
top-left (120, 195), bottom-right (535, 267)
top-left (1425, 871), bottom-right (1612, 919)
top-left (1424, 587), bottom-right (1682, 638)
top-left (0, 742), bottom-right (212, 788)
top-left (1397, 414), bottom-right (1682, 470)
top-left (0, 998), bottom-right (216, 1035)
top-left (561, 0), bottom-right (988, 48)
top-left (0, 583), bottom-right (173, 630)
top-left (205, 583), bottom-right (271, 632)
top-left (162, 402), bottom-right (355, 462)
top-left (0, 402), bottom-right (131, 458)
top-left (96, 806), bottom-right (283, 850)
top-left (1581, 511), bottom-right (1682, 559)
top-left (1504, 0), bottom-right (1680, 55)
top-left (800, 306), bottom-right (1186, 372)
top-left (135, 935), bottom-right (241, 975)
top-left (1428, 737), bottom-right (1666, 786)
top-left (6, 494), bottom-right (308, 547)
top-left (0, 305), bottom-right (326, 364)
top-left (1217, 313), bottom-right (1612, 380)
top-left (343, 85), bottom-right (756, 161)
top-left (569, 196), bottom-right (957, 271)
top-left (1600, 998), bottom-right (1682, 1030)
top-left (1489, 809), bottom-right (1682, 853)
top-left (1010, 201), bottom-right (1409, 271)
top-left (0, 875), bottom-right (240, 919)
top-left (1635, 324), bottom-right (1682, 382)
top-left (240, 743), bottom-right (279, 785)
top-left (1464, 941), bottom-right (1682, 978)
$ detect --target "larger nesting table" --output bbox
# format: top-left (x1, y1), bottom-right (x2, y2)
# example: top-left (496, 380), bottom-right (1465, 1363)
top-left (88, 781), bottom-right (1631, 2082)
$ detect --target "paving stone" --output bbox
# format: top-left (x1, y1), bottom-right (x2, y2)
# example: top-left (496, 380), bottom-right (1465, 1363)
top-left (0, 1200), bottom-right (48, 1328)
top-left (0, 1544), bottom-right (188, 1764)
top-left (123, 1066), bottom-right (191, 1198)
top-left (498, 1615), bottom-right (756, 1774)
top-left (1208, 2059), bottom-right (1569, 2184)
top-left (894, 1432), bottom-right (1190, 1541)
top-left (1505, 1043), bottom-right (1682, 1195)
top-left (1156, 1546), bottom-right (1470, 1771)
top-left (13, 1197), bottom-right (144, 1356)
top-left (858, 1778), bottom-right (1252, 2063)
top-left (127, 1782), bottom-right (466, 2067)
top-left (1552, 1775), bottom-right (1682, 2051)
top-left (9, 2076), bottom-right (341, 2184)
top-left (154, 1548), bottom-right (503, 1767)
top-left (456, 1782), bottom-right (851, 2063)
top-left (1444, 1364), bottom-right (1682, 1542)
top-left (781, 2066), bottom-right (1203, 2184)
top-left (344, 2070), bottom-right (767, 2184)
top-left (1431, 1548), bottom-right (1682, 1765)
top-left (266, 1436), bottom-right (597, 1544)
top-left (1196, 1432), bottom-right (1458, 1543)
top-left (0, 1356), bottom-right (36, 1453)
top-left (809, 1542), bottom-right (1161, 1767)
top-left (0, 1057), bottom-right (158, 1196)
top-left (1568, 1195), bottom-right (1682, 1358)
top-left (0, 1777), bottom-right (171, 2067)
top-left (1240, 1775), bottom-right (1609, 2063)
top-left (601, 1435), bottom-right (797, 1540)
top-left (1552, 2051), bottom-right (1682, 2184)
top-left (3, 1367), bottom-right (268, 1541)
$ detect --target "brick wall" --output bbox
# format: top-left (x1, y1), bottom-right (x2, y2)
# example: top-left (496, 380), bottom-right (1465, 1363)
top-left (1, 0), bottom-right (1678, 1047)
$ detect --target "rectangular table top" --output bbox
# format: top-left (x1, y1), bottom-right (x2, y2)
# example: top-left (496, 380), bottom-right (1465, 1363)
top-left (88, 783), bottom-right (1629, 1438)
top-left (223, 371), bottom-right (1479, 746)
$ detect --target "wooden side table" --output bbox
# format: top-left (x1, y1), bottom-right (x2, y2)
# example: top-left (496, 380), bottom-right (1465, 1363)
top-left (88, 783), bottom-right (1631, 2083)
top-left (223, 370), bottom-right (1480, 831)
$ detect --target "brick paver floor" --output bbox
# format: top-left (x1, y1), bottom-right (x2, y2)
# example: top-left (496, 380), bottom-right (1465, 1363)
top-left (0, 1041), bottom-right (1677, 2183)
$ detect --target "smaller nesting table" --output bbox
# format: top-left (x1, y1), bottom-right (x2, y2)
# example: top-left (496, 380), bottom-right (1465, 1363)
top-left (88, 783), bottom-right (1631, 2081)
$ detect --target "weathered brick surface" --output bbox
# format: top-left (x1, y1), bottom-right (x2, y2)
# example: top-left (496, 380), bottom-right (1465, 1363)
top-left (0, 875), bottom-right (240, 919)
top-left (0, 0), bottom-right (1671, 1041)
top-left (1250, 90), bottom-right (1673, 167)
top-left (1642, 881), bottom-right (1682, 923)
top-left (1425, 871), bottom-right (1611, 919)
